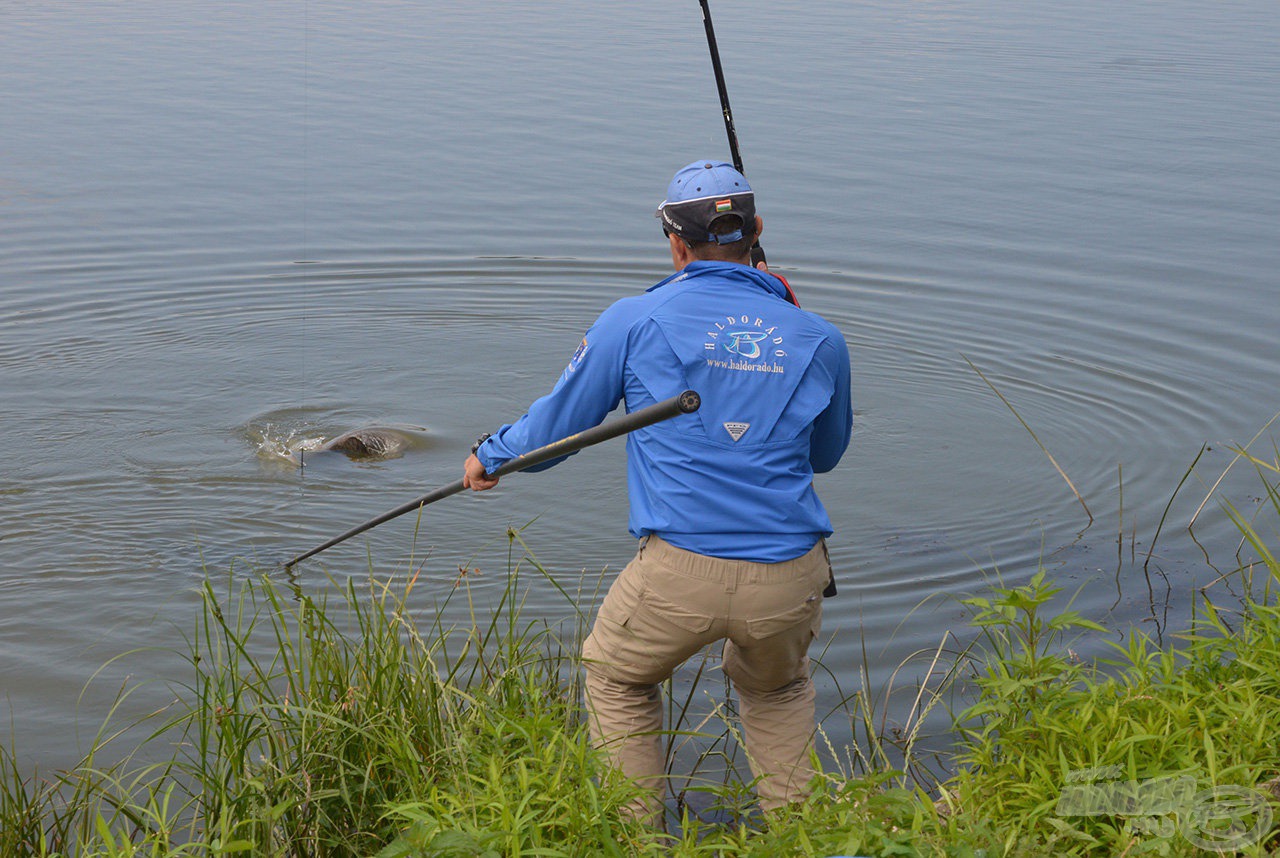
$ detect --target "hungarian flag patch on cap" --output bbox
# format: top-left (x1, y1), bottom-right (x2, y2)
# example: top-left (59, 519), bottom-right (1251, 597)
top-left (715, 199), bottom-right (733, 213)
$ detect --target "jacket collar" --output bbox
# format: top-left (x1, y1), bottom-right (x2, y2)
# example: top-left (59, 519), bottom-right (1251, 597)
top-left (648, 260), bottom-right (791, 302)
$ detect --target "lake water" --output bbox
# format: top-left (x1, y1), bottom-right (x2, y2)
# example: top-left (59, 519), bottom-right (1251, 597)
top-left (2, 0), bottom-right (1278, 774)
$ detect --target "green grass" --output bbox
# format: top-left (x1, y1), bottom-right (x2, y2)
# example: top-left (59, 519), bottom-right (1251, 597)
top-left (941, 569), bottom-right (1280, 855)
top-left (4, 468), bottom-right (1280, 856)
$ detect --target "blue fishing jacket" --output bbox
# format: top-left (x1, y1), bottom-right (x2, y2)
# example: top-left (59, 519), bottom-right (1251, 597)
top-left (476, 260), bottom-right (852, 562)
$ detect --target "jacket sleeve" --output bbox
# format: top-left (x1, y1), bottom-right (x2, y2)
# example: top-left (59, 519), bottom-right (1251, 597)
top-left (475, 303), bottom-right (630, 474)
top-left (809, 333), bottom-right (852, 474)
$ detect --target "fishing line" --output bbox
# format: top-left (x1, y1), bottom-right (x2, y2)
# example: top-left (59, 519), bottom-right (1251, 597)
top-left (297, 0), bottom-right (313, 476)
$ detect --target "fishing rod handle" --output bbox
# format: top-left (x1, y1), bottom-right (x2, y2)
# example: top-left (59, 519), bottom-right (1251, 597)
top-left (488, 389), bottom-right (701, 479)
top-left (283, 390), bottom-right (700, 568)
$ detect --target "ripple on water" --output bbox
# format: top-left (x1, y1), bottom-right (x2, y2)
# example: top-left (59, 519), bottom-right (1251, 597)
top-left (1, 249), bottom-right (1274, 774)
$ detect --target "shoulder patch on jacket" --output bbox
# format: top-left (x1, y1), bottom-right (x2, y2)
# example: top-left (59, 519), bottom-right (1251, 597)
top-left (566, 337), bottom-right (589, 372)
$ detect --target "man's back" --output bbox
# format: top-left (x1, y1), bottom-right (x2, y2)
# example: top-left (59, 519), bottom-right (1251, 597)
top-left (601, 259), bottom-right (852, 561)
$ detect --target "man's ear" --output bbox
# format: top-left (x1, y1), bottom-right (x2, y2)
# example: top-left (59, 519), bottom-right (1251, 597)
top-left (754, 215), bottom-right (763, 240)
top-left (669, 232), bottom-right (696, 270)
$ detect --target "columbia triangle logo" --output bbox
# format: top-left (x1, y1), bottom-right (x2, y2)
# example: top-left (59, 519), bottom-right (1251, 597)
top-left (723, 422), bottom-right (750, 442)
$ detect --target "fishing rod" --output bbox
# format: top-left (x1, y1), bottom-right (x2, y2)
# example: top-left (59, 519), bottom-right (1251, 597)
top-left (701, 0), bottom-right (757, 272)
top-left (698, 0), bottom-right (800, 307)
top-left (699, 0), bottom-right (744, 177)
top-left (283, 389), bottom-right (702, 569)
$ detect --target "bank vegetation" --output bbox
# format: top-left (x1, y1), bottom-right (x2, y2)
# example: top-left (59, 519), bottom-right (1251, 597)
top-left (4, 469), bottom-right (1279, 857)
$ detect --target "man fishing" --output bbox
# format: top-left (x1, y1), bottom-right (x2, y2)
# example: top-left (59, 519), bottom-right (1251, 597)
top-left (463, 160), bottom-right (852, 823)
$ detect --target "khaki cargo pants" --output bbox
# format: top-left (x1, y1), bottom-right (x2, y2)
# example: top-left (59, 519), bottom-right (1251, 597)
top-left (582, 535), bottom-right (829, 822)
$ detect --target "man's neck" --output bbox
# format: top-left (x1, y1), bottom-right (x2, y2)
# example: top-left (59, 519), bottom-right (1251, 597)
top-left (689, 255), bottom-right (751, 267)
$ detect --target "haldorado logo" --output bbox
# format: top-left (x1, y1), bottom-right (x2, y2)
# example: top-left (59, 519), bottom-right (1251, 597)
top-left (704, 313), bottom-right (787, 373)
top-left (724, 330), bottom-right (768, 358)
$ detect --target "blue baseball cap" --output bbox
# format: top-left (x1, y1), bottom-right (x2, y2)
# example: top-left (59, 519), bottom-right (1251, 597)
top-left (656, 160), bottom-right (756, 244)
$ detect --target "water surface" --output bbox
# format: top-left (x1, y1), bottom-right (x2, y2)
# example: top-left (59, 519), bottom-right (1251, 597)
top-left (2, 0), bottom-right (1278, 771)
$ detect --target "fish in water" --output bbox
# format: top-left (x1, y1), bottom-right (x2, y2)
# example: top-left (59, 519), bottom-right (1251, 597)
top-left (298, 427), bottom-right (413, 461)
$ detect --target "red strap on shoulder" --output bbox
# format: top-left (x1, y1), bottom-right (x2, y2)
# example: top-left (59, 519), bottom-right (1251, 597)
top-left (774, 273), bottom-right (800, 307)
